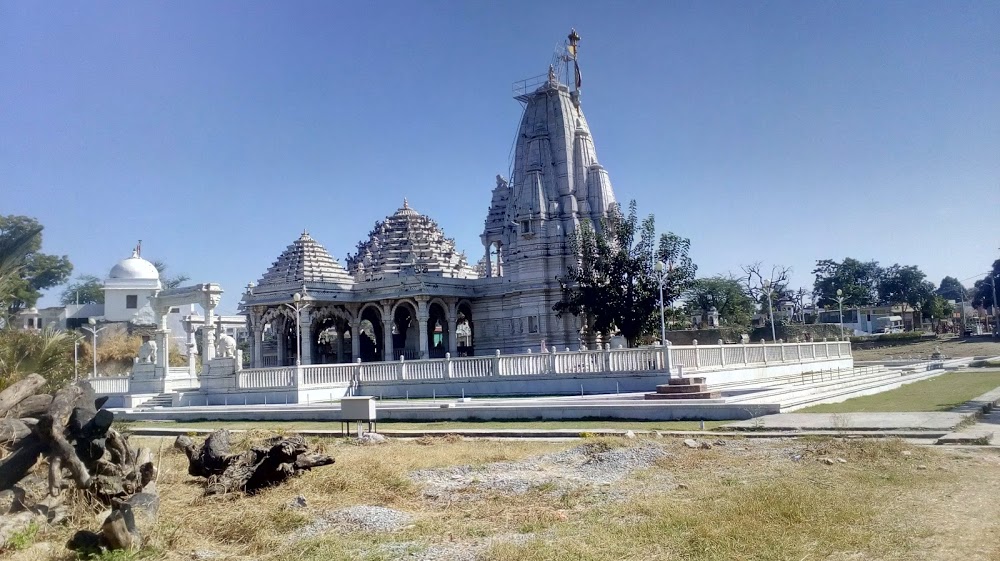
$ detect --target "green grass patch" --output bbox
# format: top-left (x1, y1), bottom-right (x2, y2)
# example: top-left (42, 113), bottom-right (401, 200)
top-left (798, 370), bottom-right (1000, 413)
top-left (130, 419), bottom-right (728, 432)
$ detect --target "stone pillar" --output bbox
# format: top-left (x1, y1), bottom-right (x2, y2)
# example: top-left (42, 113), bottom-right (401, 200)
top-left (201, 296), bottom-right (218, 367)
top-left (277, 317), bottom-right (287, 366)
top-left (252, 325), bottom-right (264, 368)
top-left (416, 298), bottom-right (429, 360)
top-left (300, 317), bottom-right (312, 365)
top-left (483, 243), bottom-right (492, 278)
top-left (351, 320), bottom-right (361, 362)
top-left (382, 319), bottom-right (394, 361)
top-left (447, 316), bottom-right (458, 357)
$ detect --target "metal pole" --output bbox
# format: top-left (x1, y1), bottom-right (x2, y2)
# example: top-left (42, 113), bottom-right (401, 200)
top-left (92, 329), bottom-right (98, 378)
top-left (658, 275), bottom-right (666, 345)
top-left (992, 274), bottom-right (999, 338)
top-left (767, 291), bottom-right (776, 342)
top-left (74, 340), bottom-right (79, 380)
top-left (838, 297), bottom-right (844, 339)
top-left (295, 302), bottom-right (302, 366)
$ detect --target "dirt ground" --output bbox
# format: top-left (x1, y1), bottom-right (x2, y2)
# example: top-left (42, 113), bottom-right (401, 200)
top-left (852, 335), bottom-right (1000, 361)
top-left (5, 434), bottom-right (1000, 561)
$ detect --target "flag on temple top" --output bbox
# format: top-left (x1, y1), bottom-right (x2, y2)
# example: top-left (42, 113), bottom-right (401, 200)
top-left (574, 61), bottom-right (582, 90)
top-left (567, 43), bottom-right (577, 59)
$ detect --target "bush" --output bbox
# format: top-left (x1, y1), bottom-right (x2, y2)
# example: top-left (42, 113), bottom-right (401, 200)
top-left (850, 332), bottom-right (928, 344)
top-left (0, 327), bottom-right (75, 391)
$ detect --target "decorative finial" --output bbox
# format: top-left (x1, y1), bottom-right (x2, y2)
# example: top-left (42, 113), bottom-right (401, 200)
top-left (568, 28), bottom-right (580, 58)
top-left (403, 198), bottom-right (409, 209)
top-left (301, 229), bottom-right (310, 239)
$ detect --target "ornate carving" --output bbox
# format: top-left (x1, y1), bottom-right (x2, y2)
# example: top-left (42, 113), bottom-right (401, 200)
top-left (138, 340), bottom-right (157, 364)
top-left (216, 332), bottom-right (237, 359)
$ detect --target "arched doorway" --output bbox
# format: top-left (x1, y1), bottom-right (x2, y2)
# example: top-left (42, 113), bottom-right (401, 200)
top-left (428, 301), bottom-right (449, 359)
top-left (392, 302), bottom-right (419, 360)
top-left (457, 301), bottom-right (474, 357)
top-left (311, 316), bottom-right (351, 364)
top-left (359, 306), bottom-right (384, 362)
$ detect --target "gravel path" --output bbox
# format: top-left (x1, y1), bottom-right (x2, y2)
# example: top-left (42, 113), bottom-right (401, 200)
top-left (291, 505), bottom-right (413, 541)
top-left (410, 441), bottom-right (669, 500)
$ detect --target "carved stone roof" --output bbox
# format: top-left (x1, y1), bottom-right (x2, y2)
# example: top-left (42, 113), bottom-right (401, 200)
top-left (347, 199), bottom-right (477, 280)
top-left (256, 232), bottom-right (354, 287)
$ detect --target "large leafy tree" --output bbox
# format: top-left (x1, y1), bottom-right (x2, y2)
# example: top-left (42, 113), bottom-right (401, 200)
top-left (936, 276), bottom-right (967, 302)
top-left (971, 259), bottom-right (1000, 310)
top-left (0, 215), bottom-right (73, 321)
top-left (60, 274), bottom-right (105, 305)
top-left (879, 264), bottom-right (934, 312)
top-left (813, 258), bottom-right (882, 308)
top-left (554, 201), bottom-right (696, 346)
top-left (685, 276), bottom-right (756, 328)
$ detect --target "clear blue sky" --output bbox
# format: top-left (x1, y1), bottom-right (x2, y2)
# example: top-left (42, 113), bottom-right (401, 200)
top-left (3, 1), bottom-right (998, 314)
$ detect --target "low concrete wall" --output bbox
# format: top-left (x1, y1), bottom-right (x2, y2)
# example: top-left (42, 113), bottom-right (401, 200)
top-left (356, 371), bottom-right (669, 399)
top-left (117, 401), bottom-right (780, 422)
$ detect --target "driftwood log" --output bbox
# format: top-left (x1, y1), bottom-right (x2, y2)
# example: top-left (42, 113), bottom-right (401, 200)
top-left (175, 429), bottom-right (335, 495)
top-left (0, 376), bottom-right (158, 552)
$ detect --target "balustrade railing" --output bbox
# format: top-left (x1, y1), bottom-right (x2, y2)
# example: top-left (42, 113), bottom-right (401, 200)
top-left (238, 367), bottom-right (294, 389)
top-left (88, 376), bottom-right (130, 394)
top-left (226, 341), bottom-right (853, 390)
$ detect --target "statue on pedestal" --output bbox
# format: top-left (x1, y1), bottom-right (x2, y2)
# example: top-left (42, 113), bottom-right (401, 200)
top-left (138, 340), bottom-right (158, 364)
top-left (216, 331), bottom-right (237, 359)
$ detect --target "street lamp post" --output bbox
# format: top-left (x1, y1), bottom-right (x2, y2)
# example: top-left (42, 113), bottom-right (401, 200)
top-left (654, 261), bottom-right (668, 345)
top-left (80, 318), bottom-right (108, 378)
top-left (762, 280), bottom-right (777, 343)
top-left (836, 288), bottom-right (845, 339)
top-left (282, 292), bottom-right (309, 366)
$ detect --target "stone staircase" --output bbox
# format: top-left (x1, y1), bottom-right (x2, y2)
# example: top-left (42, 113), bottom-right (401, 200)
top-left (724, 363), bottom-right (952, 411)
top-left (137, 393), bottom-right (174, 409)
top-left (645, 377), bottom-right (721, 400)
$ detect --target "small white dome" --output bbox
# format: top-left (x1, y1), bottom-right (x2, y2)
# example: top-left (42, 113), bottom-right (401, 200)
top-left (108, 250), bottom-right (159, 280)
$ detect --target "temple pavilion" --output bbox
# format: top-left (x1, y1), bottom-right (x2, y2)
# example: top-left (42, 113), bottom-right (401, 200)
top-left (240, 30), bottom-right (618, 368)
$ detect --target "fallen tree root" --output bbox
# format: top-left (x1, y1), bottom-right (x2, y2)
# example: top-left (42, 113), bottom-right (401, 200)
top-left (175, 429), bottom-right (335, 495)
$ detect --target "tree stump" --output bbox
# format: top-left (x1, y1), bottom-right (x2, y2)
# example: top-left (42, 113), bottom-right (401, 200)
top-left (0, 377), bottom-right (159, 553)
top-left (175, 430), bottom-right (335, 495)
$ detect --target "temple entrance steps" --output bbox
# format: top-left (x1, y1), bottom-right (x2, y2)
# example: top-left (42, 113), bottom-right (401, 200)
top-left (722, 363), bottom-right (948, 411)
top-left (137, 393), bottom-right (174, 409)
top-left (645, 377), bottom-right (720, 400)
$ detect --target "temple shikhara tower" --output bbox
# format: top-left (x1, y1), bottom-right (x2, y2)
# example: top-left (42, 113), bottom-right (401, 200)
top-left (240, 30), bottom-right (621, 367)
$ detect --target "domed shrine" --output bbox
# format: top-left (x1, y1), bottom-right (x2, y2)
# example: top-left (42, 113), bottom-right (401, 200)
top-left (240, 30), bottom-right (619, 368)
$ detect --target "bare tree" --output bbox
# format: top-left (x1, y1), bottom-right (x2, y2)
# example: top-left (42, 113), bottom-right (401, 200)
top-left (741, 262), bottom-right (793, 303)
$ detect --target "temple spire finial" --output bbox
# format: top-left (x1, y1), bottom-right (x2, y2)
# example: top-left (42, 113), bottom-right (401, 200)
top-left (403, 197), bottom-right (409, 209)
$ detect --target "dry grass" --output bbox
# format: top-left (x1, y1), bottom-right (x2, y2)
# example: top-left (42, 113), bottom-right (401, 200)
top-left (6, 435), bottom-right (1000, 561)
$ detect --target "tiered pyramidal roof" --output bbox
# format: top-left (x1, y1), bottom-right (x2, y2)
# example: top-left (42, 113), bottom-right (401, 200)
top-left (256, 232), bottom-right (354, 287)
top-left (347, 199), bottom-right (477, 281)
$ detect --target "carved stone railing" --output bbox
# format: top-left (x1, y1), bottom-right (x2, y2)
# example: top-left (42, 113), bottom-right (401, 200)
top-left (88, 376), bottom-right (130, 394)
top-left (227, 341), bottom-right (852, 391)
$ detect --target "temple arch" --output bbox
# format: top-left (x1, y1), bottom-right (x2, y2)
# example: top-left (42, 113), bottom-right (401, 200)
top-left (457, 300), bottom-right (474, 356)
top-left (358, 304), bottom-right (385, 362)
top-left (391, 301), bottom-right (419, 360)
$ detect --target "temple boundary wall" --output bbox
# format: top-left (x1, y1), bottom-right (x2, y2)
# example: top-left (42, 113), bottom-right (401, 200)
top-left (90, 341), bottom-right (852, 407)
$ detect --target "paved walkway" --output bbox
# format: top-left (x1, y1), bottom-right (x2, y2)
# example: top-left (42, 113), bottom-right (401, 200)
top-left (723, 412), bottom-right (969, 432)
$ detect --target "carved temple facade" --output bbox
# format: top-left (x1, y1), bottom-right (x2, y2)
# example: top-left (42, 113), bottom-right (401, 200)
top-left (240, 32), bottom-right (620, 368)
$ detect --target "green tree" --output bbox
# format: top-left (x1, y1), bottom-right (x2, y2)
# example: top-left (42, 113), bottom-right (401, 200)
top-left (936, 276), bottom-right (967, 302)
top-left (921, 294), bottom-right (954, 324)
top-left (971, 259), bottom-right (1000, 310)
top-left (685, 276), bottom-right (756, 328)
top-left (59, 275), bottom-right (105, 305)
top-left (813, 258), bottom-right (882, 308)
top-left (152, 260), bottom-right (190, 289)
top-left (879, 264), bottom-right (934, 312)
top-left (554, 201), bottom-right (696, 346)
top-left (0, 215), bottom-right (73, 322)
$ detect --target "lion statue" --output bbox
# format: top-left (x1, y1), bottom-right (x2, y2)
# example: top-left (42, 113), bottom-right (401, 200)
top-left (216, 332), bottom-right (237, 359)
top-left (137, 340), bottom-right (157, 364)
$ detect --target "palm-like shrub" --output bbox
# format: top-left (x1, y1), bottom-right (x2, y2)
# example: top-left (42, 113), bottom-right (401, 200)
top-left (0, 327), bottom-right (75, 390)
